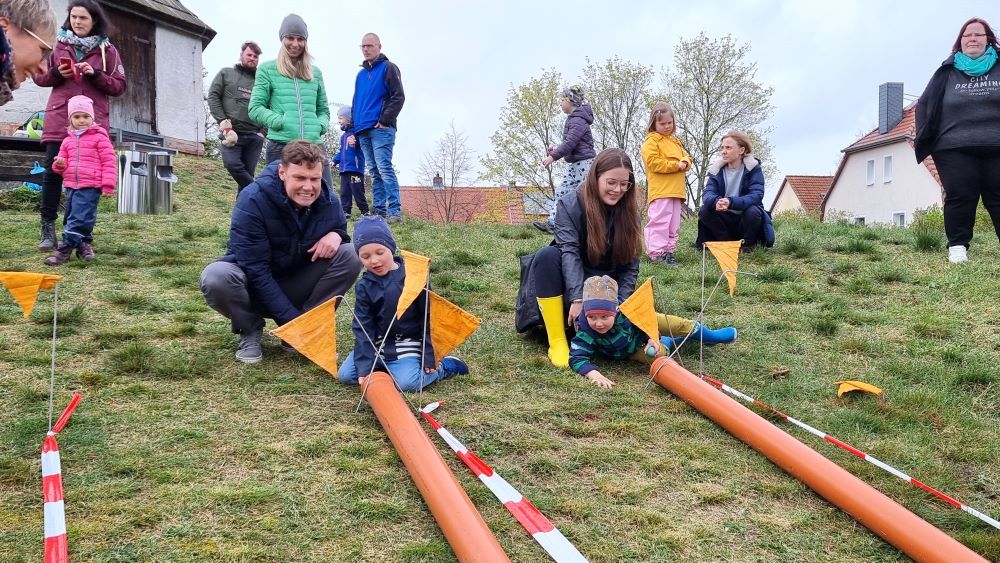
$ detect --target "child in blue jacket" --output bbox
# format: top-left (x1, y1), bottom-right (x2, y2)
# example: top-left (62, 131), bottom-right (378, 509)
top-left (337, 216), bottom-right (467, 391)
top-left (332, 105), bottom-right (368, 216)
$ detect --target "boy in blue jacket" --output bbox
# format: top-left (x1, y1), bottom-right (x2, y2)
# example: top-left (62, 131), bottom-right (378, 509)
top-left (337, 216), bottom-right (468, 392)
top-left (332, 105), bottom-right (368, 216)
top-left (569, 276), bottom-right (737, 389)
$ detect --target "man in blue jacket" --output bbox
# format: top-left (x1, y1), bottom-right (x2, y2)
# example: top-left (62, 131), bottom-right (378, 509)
top-left (200, 141), bottom-right (363, 363)
top-left (347, 33), bottom-right (404, 222)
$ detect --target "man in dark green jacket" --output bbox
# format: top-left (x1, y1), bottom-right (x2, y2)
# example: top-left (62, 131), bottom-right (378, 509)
top-left (208, 41), bottom-right (266, 191)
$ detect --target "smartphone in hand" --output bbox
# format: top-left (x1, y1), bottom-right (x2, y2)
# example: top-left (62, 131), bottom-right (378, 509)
top-left (59, 57), bottom-right (80, 80)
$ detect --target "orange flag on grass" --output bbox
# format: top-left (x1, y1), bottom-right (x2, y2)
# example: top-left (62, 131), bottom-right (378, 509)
top-left (704, 241), bottom-right (742, 296)
top-left (270, 296), bottom-right (339, 377)
top-left (428, 291), bottom-right (480, 365)
top-left (397, 250), bottom-right (431, 319)
top-left (0, 272), bottom-right (62, 318)
top-left (619, 278), bottom-right (659, 341)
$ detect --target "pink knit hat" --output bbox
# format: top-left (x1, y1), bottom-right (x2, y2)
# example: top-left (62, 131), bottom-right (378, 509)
top-left (67, 95), bottom-right (94, 119)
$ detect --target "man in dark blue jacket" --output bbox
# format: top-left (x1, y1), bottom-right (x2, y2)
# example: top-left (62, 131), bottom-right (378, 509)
top-left (200, 141), bottom-right (363, 363)
top-left (347, 33), bottom-right (404, 222)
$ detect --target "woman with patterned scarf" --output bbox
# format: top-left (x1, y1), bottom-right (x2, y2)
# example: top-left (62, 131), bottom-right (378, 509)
top-left (32, 0), bottom-right (126, 252)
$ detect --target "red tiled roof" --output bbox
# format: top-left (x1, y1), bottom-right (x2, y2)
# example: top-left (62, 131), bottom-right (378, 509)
top-left (400, 186), bottom-right (528, 224)
top-left (844, 104), bottom-right (916, 153)
top-left (773, 175), bottom-right (833, 213)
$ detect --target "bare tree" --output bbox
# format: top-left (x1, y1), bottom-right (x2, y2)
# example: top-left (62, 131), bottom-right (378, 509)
top-left (414, 121), bottom-right (480, 223)
top-left (661, 33), bottom-right (775, 209)
top-left (580, 56), bottom-right (655, 180)
top-left (481, 68), bottom-right (565, 213)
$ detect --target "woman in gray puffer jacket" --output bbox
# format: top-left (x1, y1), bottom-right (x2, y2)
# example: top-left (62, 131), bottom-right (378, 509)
top-left (535, 85), bottom-right (596, 233)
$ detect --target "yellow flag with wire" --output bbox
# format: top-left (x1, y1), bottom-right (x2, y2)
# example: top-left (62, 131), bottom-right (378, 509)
top-left (834, 380), bottom-right (883, 398)
top-left (0, 272), bottom-right (62, 318)
top-left (428, 291), bottom-right (480, 365)
top-left (397, 250), bottom-right (430, 319)
top-left (618, 278), bottom-right (659, 341)
top-left (270, 296), bottom-right (339, 377)
top-left (704, 240), bottom-right (742, 296)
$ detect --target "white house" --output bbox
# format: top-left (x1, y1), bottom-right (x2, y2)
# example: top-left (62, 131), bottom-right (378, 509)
top-left (770, 175), bottom-right (833, 217)
top-left (822, 83), bottom-right (942, 227)
top-left (0, 0), bottom-right (215, 154)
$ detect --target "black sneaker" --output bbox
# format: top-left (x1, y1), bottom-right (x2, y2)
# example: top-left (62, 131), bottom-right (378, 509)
top-left (663, 252), bottom-right (678, 266)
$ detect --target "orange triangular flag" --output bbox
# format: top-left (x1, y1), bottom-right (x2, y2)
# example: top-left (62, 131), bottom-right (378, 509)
top-left (619, 278), bottom-right (659, 341)
top-left (270, 296), bottom-right (338, 377)
top-left (834, 380), bottom-right (883, 398)
top-left (0, 271), bottom-right (62, 318)
top-left (428, 291), bottom-right (480, 365)
top-left (397, 250), bottom-right (430, 319)
top-left (704, 241), bottom-right (742, 296)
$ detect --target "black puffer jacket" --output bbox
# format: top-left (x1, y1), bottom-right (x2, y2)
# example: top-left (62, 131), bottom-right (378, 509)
top-left (221, 162), bottom-right (349, 324)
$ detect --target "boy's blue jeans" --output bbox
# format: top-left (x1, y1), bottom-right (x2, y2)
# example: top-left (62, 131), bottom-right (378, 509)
top-left (357, 127), bottom-right (400, 217)
top-left (338, 351), bottom-right (444, 392)
top-left (62, 188), bottom-right (101, 248)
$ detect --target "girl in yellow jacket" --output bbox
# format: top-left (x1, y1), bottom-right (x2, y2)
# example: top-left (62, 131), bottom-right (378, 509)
top-left (641, 102), bottom-right (692, 265)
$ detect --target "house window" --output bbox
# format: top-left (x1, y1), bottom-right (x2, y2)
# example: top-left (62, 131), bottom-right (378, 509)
top-left (854, 217), bottom-right (866, 225)
top-left (883, 156), bottom-right (893, 183)
top-left (866, 159), bottom-right (875, 186)
top-left (892, 212), bottom-right (905, 227)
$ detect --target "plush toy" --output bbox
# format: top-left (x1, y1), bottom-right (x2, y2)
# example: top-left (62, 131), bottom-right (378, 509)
top-left (218, 119), bottom-right (238, 147)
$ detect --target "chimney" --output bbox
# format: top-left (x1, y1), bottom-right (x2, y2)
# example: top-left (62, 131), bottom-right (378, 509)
top-left (432, 173), bottom-right (443, 189)
top-left (878, 82), bottom-right (904, 134)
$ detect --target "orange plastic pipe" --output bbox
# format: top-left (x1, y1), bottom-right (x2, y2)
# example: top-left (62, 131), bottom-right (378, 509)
top-left (650, 357), bottom-right (987, 563)
top-left (360, 372), bottom-right (510, 563)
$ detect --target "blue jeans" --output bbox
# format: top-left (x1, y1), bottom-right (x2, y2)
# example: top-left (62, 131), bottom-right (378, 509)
top-left (62, 188), bottom-right (101, 248)
top-left (357, 127), bottom-right (400, 217)
top-left (338, 351), bottom-right (444, 392)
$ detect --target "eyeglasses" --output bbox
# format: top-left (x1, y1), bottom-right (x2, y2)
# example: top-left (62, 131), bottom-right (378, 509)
top-left (22, 27), bottom-right (53, 56)
top-left (962, 33), bottom-right (987, 39)
top-left (603, 178), bottom-right (632, 192)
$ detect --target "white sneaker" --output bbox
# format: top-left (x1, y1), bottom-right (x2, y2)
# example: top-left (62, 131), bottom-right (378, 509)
top-left (948, 245), bottom-right (968, 264)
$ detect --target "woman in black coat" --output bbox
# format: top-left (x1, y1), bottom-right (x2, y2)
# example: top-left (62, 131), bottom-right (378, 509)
top-left (915, 17), bottom-right (1000, 263)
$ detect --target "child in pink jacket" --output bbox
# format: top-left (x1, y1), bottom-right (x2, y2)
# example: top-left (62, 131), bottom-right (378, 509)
top-left (45, 95), bottom-right (116, 265)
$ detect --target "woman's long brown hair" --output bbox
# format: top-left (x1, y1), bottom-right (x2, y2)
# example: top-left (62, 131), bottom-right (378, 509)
top-left (579, 148), bottom-right (642, 265)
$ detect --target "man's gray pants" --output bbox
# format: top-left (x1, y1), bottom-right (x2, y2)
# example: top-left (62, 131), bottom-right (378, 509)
top-left (199, 243), bottom-right (362, 333)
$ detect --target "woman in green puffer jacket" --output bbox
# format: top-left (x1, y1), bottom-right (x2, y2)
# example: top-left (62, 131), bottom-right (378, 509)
top-left (249, 13), bottom-right (331, 184)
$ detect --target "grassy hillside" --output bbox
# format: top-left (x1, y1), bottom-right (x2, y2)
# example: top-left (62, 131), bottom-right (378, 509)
top-left (0, 155), bottom-right (997, 562)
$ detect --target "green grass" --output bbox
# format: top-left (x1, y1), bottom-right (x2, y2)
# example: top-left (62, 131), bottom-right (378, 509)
top-left (0, 157), bottom-right (998, 561)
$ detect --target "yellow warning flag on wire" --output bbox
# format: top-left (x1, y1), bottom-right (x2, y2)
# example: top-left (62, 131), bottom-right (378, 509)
top-left (834, 380), bottom-right (883, 398)
top-left (0, 272), bottom-right (62, 318)
top-left (397, 250), bottom-right (431, 319)
top-left (428, 291), bottom-right (480, 365)
top-left (270, 296), bottom-right (339, 377)
top-left (619, 278), bottom-right (659, 341)
top-left (704, 240), bottom-right (742, 296)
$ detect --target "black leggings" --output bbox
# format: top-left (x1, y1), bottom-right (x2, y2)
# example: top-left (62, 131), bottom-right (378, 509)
top-left (531, 245), bottom-right (566, 299)
top-left (39, 141), bottom-right (63, 222)
top-left (932, 148), bottom-right (1000, 248)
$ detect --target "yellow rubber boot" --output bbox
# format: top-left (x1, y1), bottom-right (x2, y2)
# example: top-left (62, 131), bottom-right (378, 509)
top-left (536, 296), bottom-right (570, 368)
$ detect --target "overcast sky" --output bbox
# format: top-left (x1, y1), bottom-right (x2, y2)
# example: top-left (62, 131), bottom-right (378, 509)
top-left (189, 0), bottom-right (994, 201)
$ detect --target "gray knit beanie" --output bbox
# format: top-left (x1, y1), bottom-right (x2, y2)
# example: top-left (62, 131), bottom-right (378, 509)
top-left (279, 14), bottom-right (308, 40)
top-left (562, 85), bottom-right (585, 107)
top-left (337, 105), bottom-right (352, 120)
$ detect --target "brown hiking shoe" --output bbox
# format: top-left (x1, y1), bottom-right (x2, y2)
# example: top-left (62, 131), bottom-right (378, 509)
top-left (44, 246), bottom-right (73, 266)
top-left (77, 242), bottom-right (96, 260)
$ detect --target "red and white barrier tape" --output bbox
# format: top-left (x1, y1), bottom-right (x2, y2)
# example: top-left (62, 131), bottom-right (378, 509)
top-left (420, 402), bottom-right (588, 563)
top-left (701, 376), bottom-right (999, 530)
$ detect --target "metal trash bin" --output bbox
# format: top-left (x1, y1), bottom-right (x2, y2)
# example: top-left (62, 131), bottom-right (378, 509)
top-left (115, 143), bottom-right (177, 214)
top-left (148, 151), bottom-right (177, 214)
